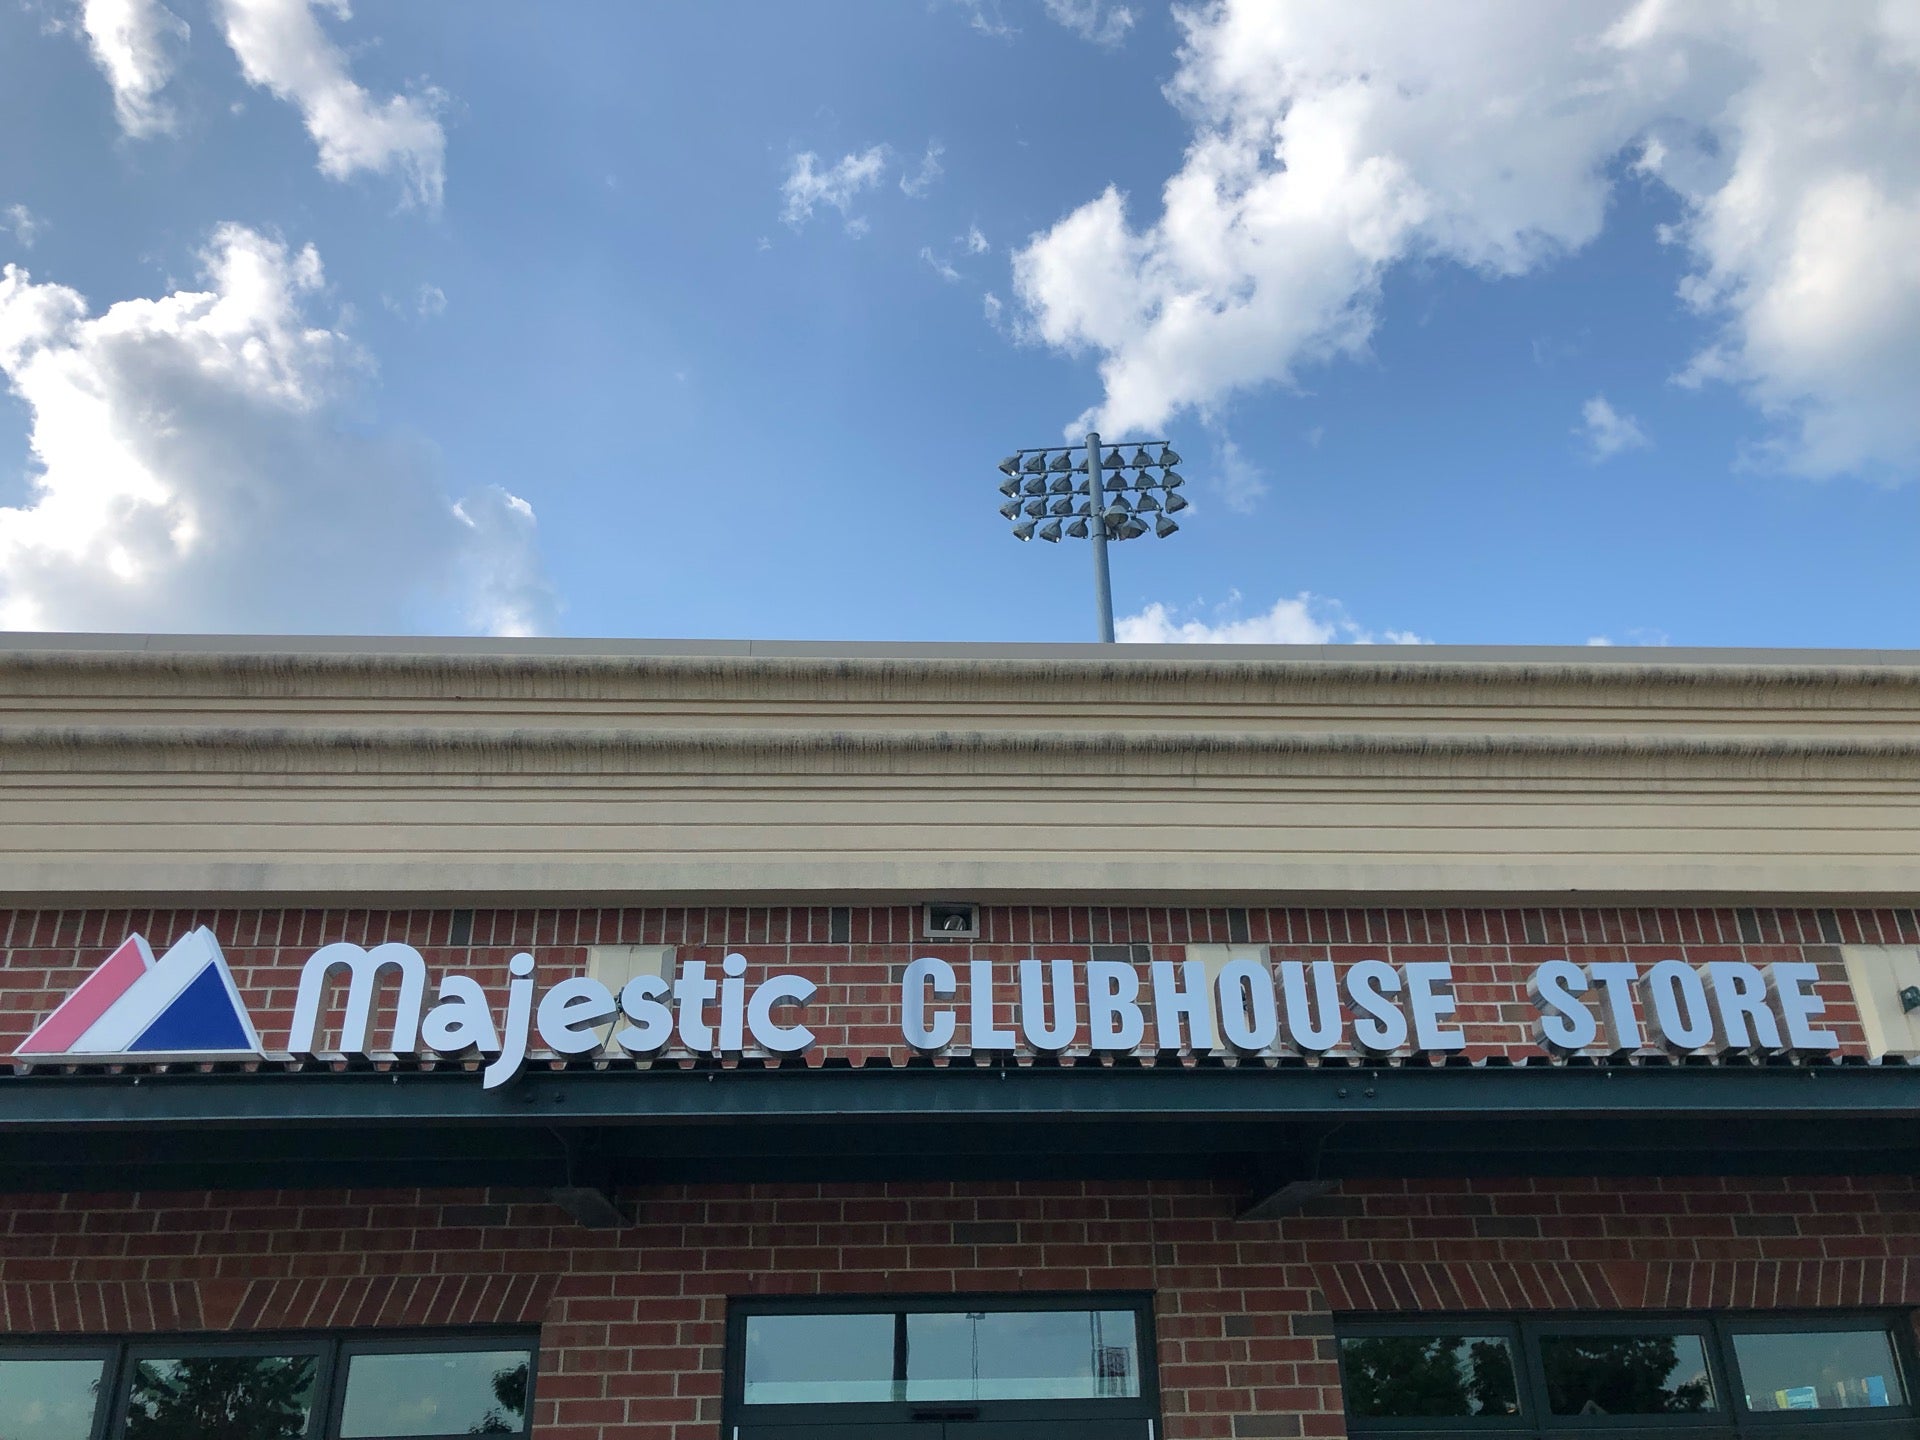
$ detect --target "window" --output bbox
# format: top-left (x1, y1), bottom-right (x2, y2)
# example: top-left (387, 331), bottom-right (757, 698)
top-left (726, 1294), bottom-right (1157, 1436)
top-left (1338, 1314), bottom-right (1914, 1436)
top-left (0, 1333), bottom-right (535, 1440)
top-left (1340, 1332), bottom-right (1521, 1419)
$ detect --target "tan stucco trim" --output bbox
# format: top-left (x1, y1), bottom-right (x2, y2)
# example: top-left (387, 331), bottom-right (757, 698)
top-left (8, 637), bottom-right (1920, 905)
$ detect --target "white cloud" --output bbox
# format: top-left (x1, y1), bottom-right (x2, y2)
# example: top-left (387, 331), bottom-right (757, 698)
top-left (1586, 627), bottom-right (1670, 647)
top-left (964, 224), bottom-right (990, 255)
top-left (1042, 0), bottom-right (1134, 47)
top-left (781, 146), bottom-right (888, 230)
top-left (1118, 591), bottom-right (1426, 645)
top-left (0, 225), bottom-right (553, 634)
top-left (72, 0), bottom-right (190, 137)
top-left (920, 247), bottom-right (961, 283)
top-left (1214, 434), bottom-right (1267, 512)
top-left (2, 205), bottom-right (44, 250)
top-left (1013, 1), bottom-right (1920, 480)
top-left (1578, 394), bottom-right (1649, 461)
top-left (212, 0), bottom-right (447, 209)
top-left (900, 142), bottom-right (945, 198)
top-left (953, 0), bottom-right (1018, 41)
top-left (380, 281), bottom-right (446, 321)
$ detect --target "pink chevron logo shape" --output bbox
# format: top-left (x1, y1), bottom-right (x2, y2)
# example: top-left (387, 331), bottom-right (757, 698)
top-left (16, 928), bottom-right (263, 1059)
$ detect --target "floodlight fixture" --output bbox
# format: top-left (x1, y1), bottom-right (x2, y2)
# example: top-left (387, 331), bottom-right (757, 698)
top-left (992, 428), bottom-right (1192, 641)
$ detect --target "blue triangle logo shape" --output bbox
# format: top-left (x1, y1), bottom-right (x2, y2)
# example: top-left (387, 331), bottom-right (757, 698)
top-left (127, 962), bottom-right (254, 1052)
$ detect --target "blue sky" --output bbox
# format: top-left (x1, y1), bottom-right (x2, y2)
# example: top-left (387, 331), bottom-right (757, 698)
top-left (2, 0), bottom-right (1918, 646)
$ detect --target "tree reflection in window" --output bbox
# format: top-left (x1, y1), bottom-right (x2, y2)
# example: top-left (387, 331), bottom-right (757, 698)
top-left (1340, 1335), bottom-right (1520, 1417)
top-left (124, 1356), bottom-right (316, 1440)
top-left (465, 1361), bottom-right (529, 1435)
top-left (1542, 1334), bottom-right (1714, 1416)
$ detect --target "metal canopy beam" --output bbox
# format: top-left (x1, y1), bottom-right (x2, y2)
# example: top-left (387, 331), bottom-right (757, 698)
top-left (0, 1062), bottom-right (1912, 1194)
top-left (1, 1059), bottom-right (1913, 1128)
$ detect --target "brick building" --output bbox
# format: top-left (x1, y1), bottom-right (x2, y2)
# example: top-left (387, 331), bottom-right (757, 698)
top-left (2, 636), bottom-right (1918, 1440)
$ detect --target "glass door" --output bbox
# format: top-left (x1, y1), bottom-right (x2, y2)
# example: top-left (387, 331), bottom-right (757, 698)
top-left (724, 1294), bottom-right (1159, 1440)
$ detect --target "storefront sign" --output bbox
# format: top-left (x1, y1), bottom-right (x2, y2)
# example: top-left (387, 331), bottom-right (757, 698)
top-left (15, 930), bottom-right (1844, 1088)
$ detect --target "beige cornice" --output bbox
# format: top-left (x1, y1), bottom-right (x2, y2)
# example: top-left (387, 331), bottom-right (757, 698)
top-left (7, 638), bottom-right (1920, 904)
top-left (8, 722), bottom-right (1920, 783)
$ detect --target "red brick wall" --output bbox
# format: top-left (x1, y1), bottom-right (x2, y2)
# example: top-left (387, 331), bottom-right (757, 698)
top-left (3, 1176), bottom-right (1919, 1440)
top-left (0, 905), bottom-right (1892, 1063)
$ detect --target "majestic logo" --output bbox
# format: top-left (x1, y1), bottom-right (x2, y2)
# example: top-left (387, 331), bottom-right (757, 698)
top-left (16, 927), bottom-right (263, 1060)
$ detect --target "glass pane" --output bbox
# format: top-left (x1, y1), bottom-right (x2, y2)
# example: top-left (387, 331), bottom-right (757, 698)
top-left (339, 1350), bottom-right (532, 1437)
top-left (742, 1313), bottom-right (897, 1405)
top-left (1734, 1328), bottom-right (1906, 1412)
top-left (1542, 1333), bottom-right (1716, 1415)
top-left (1339, 1334), bottom-right (1520, 1418)
top-left (124, 1354), bottom-right (317, 1440)
top-left (0, 1357), bottom-right (106, 1440)
top-left (904, 1309), bottom-right (1141, 1402)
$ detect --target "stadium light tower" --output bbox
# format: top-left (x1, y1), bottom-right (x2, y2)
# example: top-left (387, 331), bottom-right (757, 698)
top-left (996, 430), bottom-right (1187, 642)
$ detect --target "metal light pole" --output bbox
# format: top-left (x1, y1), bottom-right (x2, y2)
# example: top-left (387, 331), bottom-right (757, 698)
top-left (995, 434), bottom-right (1187, 642)
top-left (1085, 430), bottom-right (1114, 642)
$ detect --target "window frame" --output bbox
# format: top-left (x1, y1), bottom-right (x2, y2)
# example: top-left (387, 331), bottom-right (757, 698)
top-left (1337, 1311), bottom-right (1918, 1439)
top-left (1715, 1313), bottom-right (1915, 1427)
top-left (0, 1339), bottom-right (122, 1440)
top-left (1333, 1318), bottom-right (1534, 1432)
top-left (1521, 1316), bottom-right (1728, 1431)
top-left (722, 1290), bottom-right (1161, 1432)
top-left (0, 1329), bottom-right (538, 1440)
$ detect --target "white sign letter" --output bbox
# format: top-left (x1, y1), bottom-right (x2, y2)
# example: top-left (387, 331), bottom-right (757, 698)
top-left (1528, 961), bottom-right (1597, 1055)
top-left (1402, 962), bottom-right (1467, 1053)
top-left (483, 953), bottom-right (537, 1089)
top-left (969, 960), bottom-right (1015, 1051)
top-left (1705, 960), bottom-right (1782, 1051)
top-left (1640, 959), bottom-right (1714, 1053)
top-left (1085, 960), bottom-right (1144, 1052)
top-left (421, 975), bottom-right (501, 1057)
top-left (901, 957), bottom-right (957, 1055)
top-left (1587, 961), bottom-right (1645, 1052)
top-left (1278, 960), bottom-right (1342, 1055)
top-left (1215, 959), bottom-right (1279, 1055)
top-left (1764, 961), bottom-right (1840, 1052)
top-left (1150, 960), bottom-right (1215, 1054)
top-left (674, 960), bottom-right (717, 1053)
top-left (1345, 960), bottom-right (1407, 1057)
top-left (536, 976), bottom-right (617, 1057)
top-left (290, 942), bottom-right (428, 1059)
top-left (614, 974), bottom-right (673, 1056)
top-left (1018, 959), bottom-right (1079, 1054)
top-left (747, 974), bottom-right (817, 1055)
